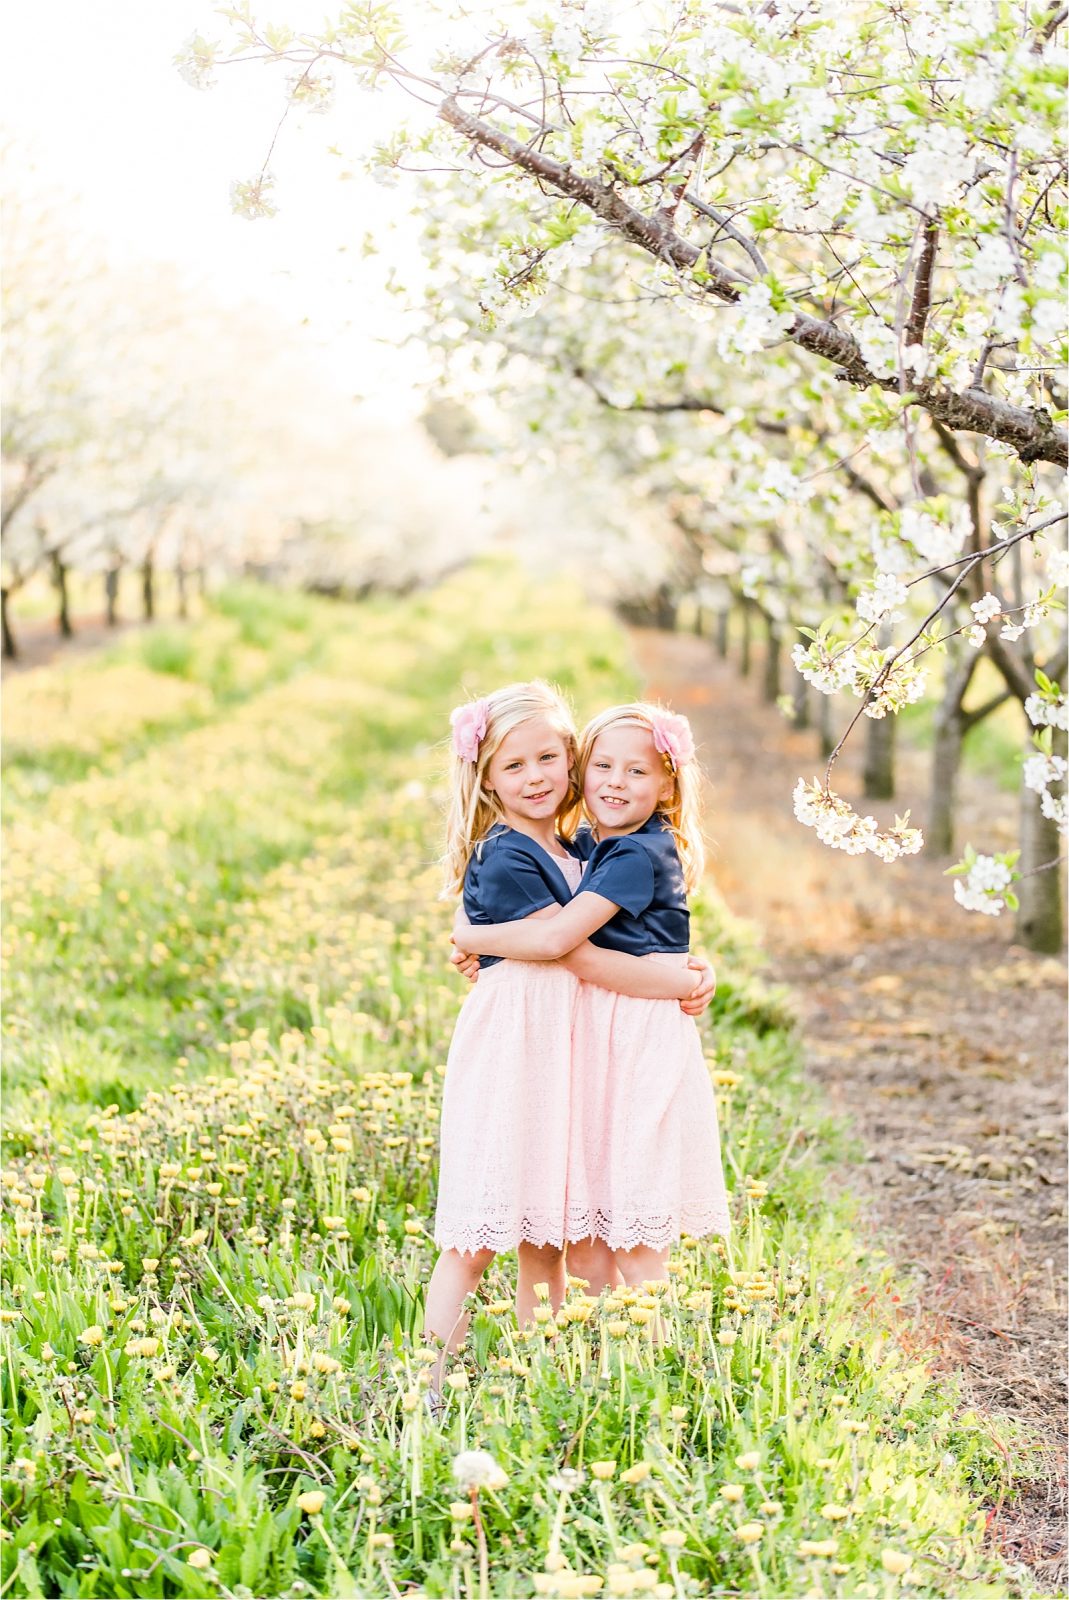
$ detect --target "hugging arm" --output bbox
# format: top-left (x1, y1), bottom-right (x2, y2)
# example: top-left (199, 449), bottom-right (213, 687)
top-left (452, 900), bottom-right (712, 1006)
top-left (454, 890), bottom-right (620, 961)
top-left (562, 943), bottom-right (711, 1005)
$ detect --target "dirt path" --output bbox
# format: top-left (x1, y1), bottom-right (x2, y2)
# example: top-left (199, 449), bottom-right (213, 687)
top-left (632, 626), bottom-right (1068, 1595)
top-left (2, 613), bottom-right (151, 674)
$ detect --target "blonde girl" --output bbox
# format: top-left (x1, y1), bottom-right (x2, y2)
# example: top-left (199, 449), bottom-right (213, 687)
top-left (452, 702), bottom-right (729, 1289)
top-left (425, 684), bottom-right (714, 1390)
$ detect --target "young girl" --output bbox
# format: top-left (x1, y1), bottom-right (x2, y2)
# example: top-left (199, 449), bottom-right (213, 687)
top-left (425, 683), bottom-right (714, 1382)
top-left (452, 702), bottom-right (730, 1290)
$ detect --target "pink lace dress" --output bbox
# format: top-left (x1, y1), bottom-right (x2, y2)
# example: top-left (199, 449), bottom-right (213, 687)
top-left (433, 854), bottom-right (584, 1255)
top-left (565, 955), bottom-right (730, 1251)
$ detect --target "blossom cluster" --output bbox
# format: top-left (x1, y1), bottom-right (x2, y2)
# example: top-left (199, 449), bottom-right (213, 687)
top-left (950, 854), bottom-right (1016, 916)
top-left (793, 780), bottom-right (924, 862)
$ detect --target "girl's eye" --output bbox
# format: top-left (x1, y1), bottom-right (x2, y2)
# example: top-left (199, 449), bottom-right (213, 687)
top-left (540, 752), bottom-right (558, 762)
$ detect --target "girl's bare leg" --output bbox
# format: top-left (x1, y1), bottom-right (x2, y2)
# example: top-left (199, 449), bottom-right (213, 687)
top-left (516, 1241), bottom-right (566, 1328)
top-left (423, 1245), bottom-right (495, 1389)
top-left (615, 1243), bottom-right (671, 1341)
top-left (615, 1244), bottom-right (670, 1286)
top-left (566, 1235), bottom-right (621, 1294)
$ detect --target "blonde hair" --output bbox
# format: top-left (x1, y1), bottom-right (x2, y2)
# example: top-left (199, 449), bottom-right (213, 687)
top-left (570, 702), bottom-right (705, 891)
top-left (442, 681), bottom-right (581, 896)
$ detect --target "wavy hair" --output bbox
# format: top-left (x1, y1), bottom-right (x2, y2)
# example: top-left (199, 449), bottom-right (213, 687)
top-left (570, 702), bottom-right (705, 890)
top-left (441, 681), bottom-right (580, 896)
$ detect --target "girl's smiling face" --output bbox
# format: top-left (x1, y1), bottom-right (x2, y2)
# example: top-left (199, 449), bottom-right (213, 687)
top-left (583, 724), bottom-right (673, 836)
top-left (484, 715), bottom-right (573, 831)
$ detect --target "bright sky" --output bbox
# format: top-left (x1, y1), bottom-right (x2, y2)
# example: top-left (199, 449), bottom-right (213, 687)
top-left (2, 0), bottom-right (433, 415)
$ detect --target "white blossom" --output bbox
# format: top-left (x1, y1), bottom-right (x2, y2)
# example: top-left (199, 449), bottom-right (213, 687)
top-left (1046, 546), bottom-right (1069, 588)
top-left (970, 592), bottom-right (1002, 624)
top-left (952, 855), bottom-right (1014, 916)
top-left (175, 33), bottom-right (217, 90)
top-left (718, 285), bottom-right (795, 360)
top-left (900, 126), bottom-right (972, 208)
top-left (856, 574), bottom-right (908, 625)
top-left (1040, 791), bottom-right (1069, 833)
top-left (1022, 752), bottom-right (1067, 795)
top-left (863, 658), bottom-right (927, 719)
top-left (959, 234), bottom-right (1016, 292)
top-left (994, 282), bottom-right (1027, 340)
top-left (899, 507), bottom-right (965, 568)
top-left (1025, 692), bottom-right (1069, 731)
top-left (1030, 295), bottom-right (1067, 348)
top-left (229, 173), bottom-right (278, 221)
top-left (792, 640), bottom-right (858, 694)
top-left (739, 563), bottom-right (764, 598)
top-left (287, 71), bottom-right (336, 113)
top-left (854, 317), bottom-right (898, 378)
top-left (793, 779), bottom-right (923, 860)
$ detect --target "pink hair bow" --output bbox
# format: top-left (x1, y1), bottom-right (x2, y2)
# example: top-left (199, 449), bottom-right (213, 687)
top-left (450, 697), bottom-right (490, 762)
top-left (651, 710), bottom-right (695, 772)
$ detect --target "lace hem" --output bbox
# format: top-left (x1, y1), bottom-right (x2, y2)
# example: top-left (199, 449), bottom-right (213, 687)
top-left (563, 1205), bottom-right (731, 1252)
top-left (435, 1205), bottom-right (730, 1256)
top-left (434, 1212), bottom-right (569, 1255)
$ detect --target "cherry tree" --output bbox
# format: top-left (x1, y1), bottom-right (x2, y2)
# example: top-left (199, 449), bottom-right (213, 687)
top-left (182, 0), bottom-right (1068, 936)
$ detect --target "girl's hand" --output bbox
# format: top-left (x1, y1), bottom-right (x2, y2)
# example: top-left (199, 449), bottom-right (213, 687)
top-left (450, 943), bottom-right (480, 984)
top-left (451, 905), bottom-right (477, 957)
top-left (450, 907), bottom-right (479, 979)
top-left (680, 957), bottom-right (716, 1016)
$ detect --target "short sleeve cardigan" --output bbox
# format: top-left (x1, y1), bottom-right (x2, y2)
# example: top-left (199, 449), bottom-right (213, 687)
top-left (463, 826), bottom-right (587, 968)
top-left (582, 815), bottom-right (690, 956)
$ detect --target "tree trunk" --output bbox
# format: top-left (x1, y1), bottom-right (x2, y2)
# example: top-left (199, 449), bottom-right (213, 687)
top-left (176, 564), bottom-right (188, 620)
top-left (928, 702), bottom-right (964, 856)
top-left (1016, 755), bottom-right (1065, 953)
top-left (862, 713), bottom-right (896, 800)
top-left (655, 584), bottom-right (677, 631)
top-left (790, 674), bottom-right (810, 731)
top-left (105, 564), bottom-right (121, 626)
top-left (818, 693), bottom-right (835, 760)
top-left (142, 555), bottom-right (155, 621)
top-left (739, 602), bottom-right (752, 678)
top-left (1, 588), bottom-right (16, 660)
top-left (195, 564), bottom-right (207, 598)
top-left (928, 650), bottom-right (985, 856)
top-left (762, 616), bottom-right (782, 704)
top-left (715, 608), bottom-right (729, 659)
top-left (51, 551), bottom-right (72, 639)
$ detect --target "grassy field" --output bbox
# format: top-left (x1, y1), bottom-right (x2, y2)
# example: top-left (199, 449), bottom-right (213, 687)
top-left (1, 567), bottom-right (1027, 1598)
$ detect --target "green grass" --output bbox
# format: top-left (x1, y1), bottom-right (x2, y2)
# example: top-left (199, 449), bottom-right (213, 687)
top-left (1, 566), bottom-right (1029, 1598)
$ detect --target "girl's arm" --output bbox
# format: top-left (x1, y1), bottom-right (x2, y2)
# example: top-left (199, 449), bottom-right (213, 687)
top-left (561, 944), bottom-right (713, 1005)
top-left (451, 904), bottom-right (714, 1008)
top-left (448, 929), bottom-right (713, 1008)
top-left (453, 890), bottom-right (617, 961)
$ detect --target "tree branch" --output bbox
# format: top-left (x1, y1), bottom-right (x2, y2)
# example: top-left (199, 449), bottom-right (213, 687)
top-left (685, 194), bottom-right (769, 278)
top-left (961, 688), bottom-right (1013, 731)
top-left (571, 365), bottom-right (789, 431)
top-left (436, 96), bottom-right (1068, 468)
top-left (904, 219), bottom-right (938, 348)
